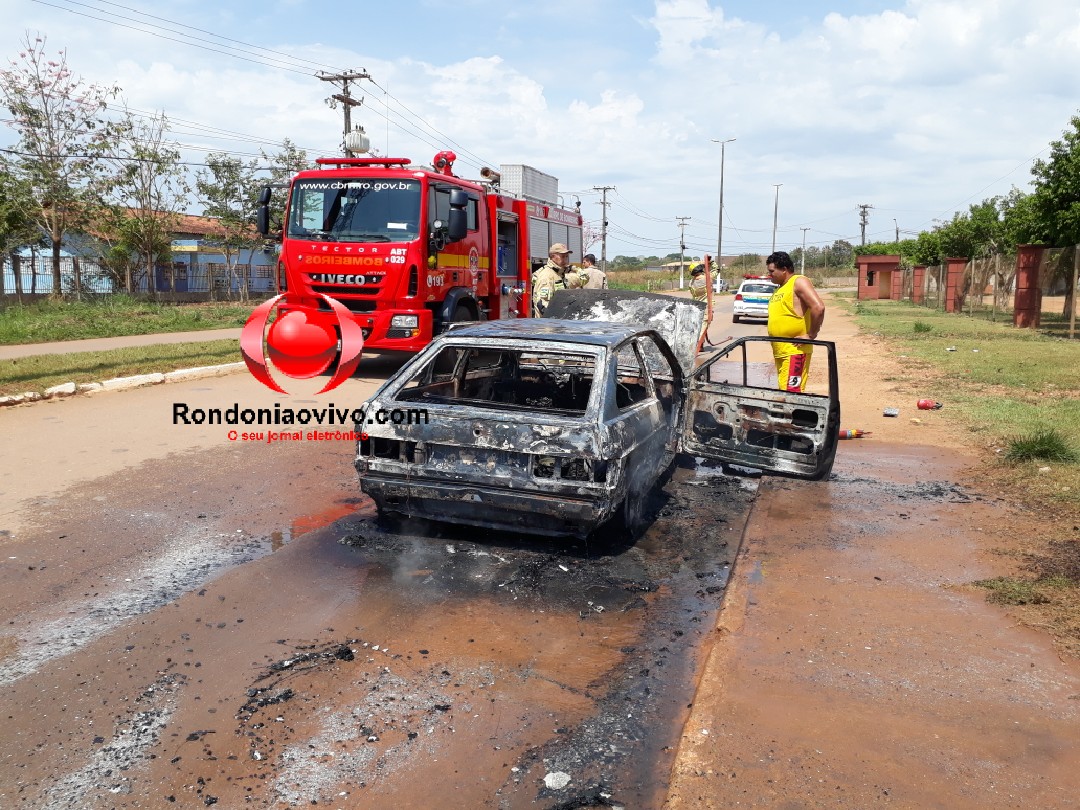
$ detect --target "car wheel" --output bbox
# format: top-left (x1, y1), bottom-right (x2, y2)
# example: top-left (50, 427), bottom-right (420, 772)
top-left (451, 303), bottom-right (473, 326)
top-left (621, 493), bottom-right (643, 534)
top-left (438, 302), bottom-right (475, 336)
top-left (615, 465), bottom-right (655, 539)
top-left (375, 506), bottom-right (415, 533)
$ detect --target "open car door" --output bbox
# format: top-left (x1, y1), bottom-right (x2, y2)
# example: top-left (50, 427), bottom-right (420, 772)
top-left (679, 336), bottom-right (840, 479)
top-left (542, 288), bottom-right (705, 379)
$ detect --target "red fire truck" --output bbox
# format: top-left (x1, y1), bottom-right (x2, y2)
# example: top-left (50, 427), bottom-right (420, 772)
top-left (254, 151), bottom-right (583, 352)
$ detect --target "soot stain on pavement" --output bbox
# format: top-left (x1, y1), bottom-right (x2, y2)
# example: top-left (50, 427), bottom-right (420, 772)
top-left (219, 464), bottom-right (753, 808)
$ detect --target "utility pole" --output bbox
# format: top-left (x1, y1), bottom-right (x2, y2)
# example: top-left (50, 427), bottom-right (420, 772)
top-left (593, 185), bottom-right (614, 272)
top-left (857, 203), bottom-right (873, 246)
top-left (317, 69), bottom-right (370, 156)
top-left (771, 184), bottom-right (783, 253)
top-left (676, 216), bottom-right (691, 289)
top-left (894, 218), bottom-right (900, 244)
top-left (712, 137), bottom-right (735, 278)
top-left (800, 227), bottom-right (810, 274)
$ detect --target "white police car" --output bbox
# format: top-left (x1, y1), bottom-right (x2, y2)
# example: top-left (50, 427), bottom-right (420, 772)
top-left (731, 276), bottom-right (777, 323)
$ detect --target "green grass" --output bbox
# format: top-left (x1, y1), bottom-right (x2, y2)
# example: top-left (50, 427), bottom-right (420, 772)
top-left (0, 340), bottom-right (242, 396)
top-left (973, 575), bottom-right (1076, 606)
top-left (844, 296), bottom-right (1080, 399)
top-left (0, 295), bottom-right (255, 344)
top-left (841, 295), bottom-right (1080, 514)
top-left (606, 269), bottom-right (681, 292)
top-left (1005, 428), bottom-right (1079, 463)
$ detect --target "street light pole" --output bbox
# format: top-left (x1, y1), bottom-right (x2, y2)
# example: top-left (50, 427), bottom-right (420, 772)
top-left (771, 184), bottom-right (783, 253)
top-left (676, 216), bottom-right (691, 290)
top-left (800, 227), bottom-right (810, 274)
top-left (711, 137), bottom-right (736, 279)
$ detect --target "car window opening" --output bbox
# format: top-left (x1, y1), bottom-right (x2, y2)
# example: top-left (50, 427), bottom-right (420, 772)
top-left (396, 347), bottom-right (597, 416)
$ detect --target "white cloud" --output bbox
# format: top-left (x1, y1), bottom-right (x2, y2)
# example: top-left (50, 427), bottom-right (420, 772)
top-left (2, 0), bottom-right (1079, 254)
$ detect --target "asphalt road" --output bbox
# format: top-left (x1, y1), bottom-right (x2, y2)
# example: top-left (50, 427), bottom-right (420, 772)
top-left (0, 305), bottom-right (764, 809)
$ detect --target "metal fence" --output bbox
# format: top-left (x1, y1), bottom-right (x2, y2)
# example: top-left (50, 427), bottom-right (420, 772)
top-left (1, 255), bottom-right (277, 299)
top-left (911, 248), bottom-right (1076, 317)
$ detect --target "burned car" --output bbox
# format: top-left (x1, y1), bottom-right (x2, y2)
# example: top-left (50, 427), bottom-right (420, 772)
top-left (354, 290), bottom-right (839, 539)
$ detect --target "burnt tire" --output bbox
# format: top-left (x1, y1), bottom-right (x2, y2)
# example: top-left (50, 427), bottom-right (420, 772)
top-left (447, 303), bottom-right (474, 331)
top-left (621, 494), bottom-right (645, 535)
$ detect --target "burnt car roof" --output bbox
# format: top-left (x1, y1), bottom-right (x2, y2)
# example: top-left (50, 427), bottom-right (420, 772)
top-left (445, 318), bottom-right (646, 348)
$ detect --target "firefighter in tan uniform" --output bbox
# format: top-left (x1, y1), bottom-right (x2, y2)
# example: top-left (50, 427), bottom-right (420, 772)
top-left (688, 264), bottom-right (708, 302)
top-left (687, 264), bottom-right (710, 348)
top-left (532, 243), bottom-right (586, 317)
top-left (580, 253), bottom-right (607, 289)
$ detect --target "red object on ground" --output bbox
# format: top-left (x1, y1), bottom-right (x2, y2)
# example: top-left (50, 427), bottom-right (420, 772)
top-left (917, 399), bottom-right (943, 410)
top-left (839, 429), bottom-right (872, 439)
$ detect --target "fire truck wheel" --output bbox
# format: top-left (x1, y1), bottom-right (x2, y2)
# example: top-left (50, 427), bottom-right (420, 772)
top-left (452, 303), bottom-right (473, 324)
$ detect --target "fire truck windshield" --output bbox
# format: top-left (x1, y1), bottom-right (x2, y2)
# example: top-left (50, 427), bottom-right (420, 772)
top-left (287, 178), bottom-right (421, 243)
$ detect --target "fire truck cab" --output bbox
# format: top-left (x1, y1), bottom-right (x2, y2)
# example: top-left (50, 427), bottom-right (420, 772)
top-left (255, 153), bottom-right (583, 353)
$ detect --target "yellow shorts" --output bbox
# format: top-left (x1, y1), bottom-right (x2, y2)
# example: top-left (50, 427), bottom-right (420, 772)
top-left (773, 346), bottom-right (812, 392)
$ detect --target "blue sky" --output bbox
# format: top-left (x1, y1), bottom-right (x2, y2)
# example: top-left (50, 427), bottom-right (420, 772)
top-left (3, 0), bottom-right (1078, 259)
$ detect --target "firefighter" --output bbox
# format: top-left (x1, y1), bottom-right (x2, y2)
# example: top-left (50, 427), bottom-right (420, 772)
top-left (580, 253), bottom-right (608, 289)
top-left (689, 263), bottom-right (708, 302)
top-left (532, 243), bottom-right (584, 316)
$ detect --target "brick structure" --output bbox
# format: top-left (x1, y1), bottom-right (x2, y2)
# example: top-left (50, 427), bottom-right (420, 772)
top-left (912, 265), bottom-right (926, 304)
top-left (1013, 244), bottom-right (1044, 328)
top-left (944, 257), bottom-right (968, 313)
top-left (890, 266), bottom-right (904, 300)
top-left (855, 255), bottom-right (901, 300)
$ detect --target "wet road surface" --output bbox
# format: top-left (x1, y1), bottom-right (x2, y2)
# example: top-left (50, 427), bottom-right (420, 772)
top-left (0, 430), bottom-right (756, 809)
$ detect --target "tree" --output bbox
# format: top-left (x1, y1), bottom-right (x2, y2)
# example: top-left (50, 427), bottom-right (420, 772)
top-left (732, 253), bottom-right (762, 273)
top-left (0, 33), bottom-right (120, 296)
top-left (828, 240), bottom-right (854, 268)
top-left (998, 187), bottom-right (1041, 248)
top-left (259, 138), bottom-right (311, 237)
top-left (104, 107), bottom-right (189, 294)
top-left (1029, 114), bottom-right (1080, 317)
top-left (1030, 113), bottom-right (1080, 248)
top-left (610, 255), bottom-right (643, 270)
top-left (0, 158), bottom-right (43, 298)
top-left (196, 152), bottom-right (261, 300)
top-left (911, 230), bottom-right (943, 267)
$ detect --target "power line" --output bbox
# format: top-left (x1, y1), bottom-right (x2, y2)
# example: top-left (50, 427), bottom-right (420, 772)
top-left (857, 203), bottom-right (873, 246)
top-left (29, 0), bottom-right (495, 167)
top-left (593, 185), bottom-right (615, 271)
top-left (85, 0), bottom-right (341, 72)
top-left (0, 144), bottom-right (265, 167)
top-left (318, 70), bottom-right (369, 157)
top-left (30, 0), bottom-right (336, 77)
top-left (610, 189), bottom-right (670, 222)
top-left (100, 103), bottom-right (333, 154)
top-left (365, 79), bottom-right (494, 170)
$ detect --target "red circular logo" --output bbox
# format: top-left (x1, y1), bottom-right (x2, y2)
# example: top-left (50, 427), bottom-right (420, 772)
top-left (240, 293), bottom-right (365, 394)
top-left (267, 309), bottom-right (338, 378)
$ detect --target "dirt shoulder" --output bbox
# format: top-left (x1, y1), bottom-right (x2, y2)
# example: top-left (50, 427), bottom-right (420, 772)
top-left (665, 296), bottom-right (1080, 809)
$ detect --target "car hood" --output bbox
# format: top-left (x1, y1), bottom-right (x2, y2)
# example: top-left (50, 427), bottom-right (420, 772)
top-left (541, 289), bottom-right (705, 377)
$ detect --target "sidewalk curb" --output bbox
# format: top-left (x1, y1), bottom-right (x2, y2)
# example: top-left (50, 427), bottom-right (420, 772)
top-left (0, 362), bottom-right (246, 408)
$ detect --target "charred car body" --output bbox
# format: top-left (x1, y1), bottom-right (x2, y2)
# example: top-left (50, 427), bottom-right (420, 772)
top-left (354, 290), bottom-right (839, 539)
